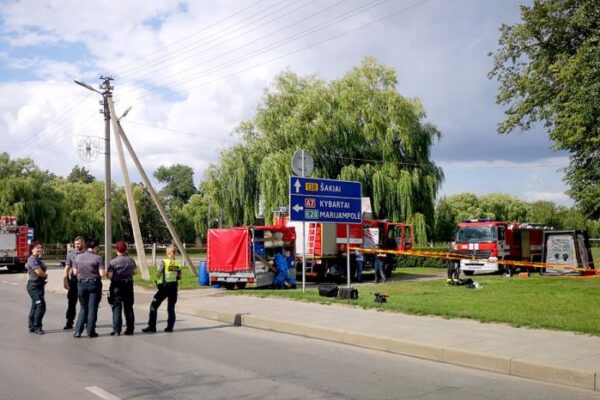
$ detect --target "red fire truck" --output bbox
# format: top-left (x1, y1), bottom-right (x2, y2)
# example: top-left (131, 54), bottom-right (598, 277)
top-left (451, 219), bottom-right (548, 276)
top-left (206, 225), bottom-right (296, 289)
top-left (277, 209), bottom-right (412, 280)
top-left (0, 216), bottom-right (29, 273)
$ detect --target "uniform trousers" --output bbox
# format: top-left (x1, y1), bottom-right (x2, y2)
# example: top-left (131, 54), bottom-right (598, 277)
top-left (110, 280), bottom-right (135, 334)
top-left (148, 282), bottom-right (178, 330)
top-left (75, 279), bottom-right (102, 336)
top-left (27, 281), bottom-right (46, 330)
top-left (65, 277), bottom-right (78, 324)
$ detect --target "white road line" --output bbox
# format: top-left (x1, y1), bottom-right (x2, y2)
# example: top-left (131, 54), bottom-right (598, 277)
top-left (85, 386), bottom-right (121, 400)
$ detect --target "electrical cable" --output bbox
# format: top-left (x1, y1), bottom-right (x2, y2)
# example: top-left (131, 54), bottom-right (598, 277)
top-left (126, 0), bottom-right (393, 103)
top-left (117, 0), bottom-right (306, 80)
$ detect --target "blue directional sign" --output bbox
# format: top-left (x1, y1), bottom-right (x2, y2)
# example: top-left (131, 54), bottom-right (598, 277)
top-left (289, 177), bottom-right (362, 224)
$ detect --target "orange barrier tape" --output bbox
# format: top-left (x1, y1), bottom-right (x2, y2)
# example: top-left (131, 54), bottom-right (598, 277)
top-left (349, 247), bottom-right (598, 274)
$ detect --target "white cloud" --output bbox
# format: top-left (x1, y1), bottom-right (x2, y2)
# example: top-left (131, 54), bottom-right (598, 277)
top-left (0, 0), bottom-right (575, 206)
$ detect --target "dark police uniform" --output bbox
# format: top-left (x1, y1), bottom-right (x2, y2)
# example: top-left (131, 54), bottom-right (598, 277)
top-left (108, 254), bottom-right (136, 335)
top-left (73, 250), bottom-right (103, 338)
top-left (64, 248), bottom-right (83, 329)
top-left (26, 255), bottom-right (47, 333)
top-left (143, 259), bottom-right (181, 333)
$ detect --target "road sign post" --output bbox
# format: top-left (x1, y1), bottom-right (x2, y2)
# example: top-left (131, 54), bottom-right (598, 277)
top-left (289, 176), bottom-right (362, 289)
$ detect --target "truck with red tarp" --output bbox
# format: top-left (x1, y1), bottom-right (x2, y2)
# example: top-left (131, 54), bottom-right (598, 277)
top-left (0, 216), bottom-right (29, 272)
top-left (207, 225), bottom-right (296, 289)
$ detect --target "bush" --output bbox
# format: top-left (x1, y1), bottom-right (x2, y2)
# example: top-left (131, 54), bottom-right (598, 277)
top-left (396, 246), bottom-right (449, 269)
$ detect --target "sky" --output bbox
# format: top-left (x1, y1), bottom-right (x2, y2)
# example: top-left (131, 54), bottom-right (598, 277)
top-left (0, 0), bottom-right (573, 206)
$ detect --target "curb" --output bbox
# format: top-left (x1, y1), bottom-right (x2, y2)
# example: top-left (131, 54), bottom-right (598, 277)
top-left (178, 305), bottom-right (598, 392)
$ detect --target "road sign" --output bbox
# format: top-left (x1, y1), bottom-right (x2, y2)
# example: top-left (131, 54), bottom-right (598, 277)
top-left (291, 149), bottom-right (314, 177)
top-left (289, 177), bottom-right (362, 224)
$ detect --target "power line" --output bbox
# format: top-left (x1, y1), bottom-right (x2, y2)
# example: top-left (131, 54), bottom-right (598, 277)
top-left (127, 0), bottom-right (430, 106)
top-left (117, 0), bottom-right (306, 81)
top-left (6, 0), bottom-right (268, 159)
top-left (118, 0), bottom-right (342, 98)
top-left (121, 120), bottom-right (237, 143)
top-left (112, 0), bottom-right (266, 75)
top-left (127, 0), bottom-right (393, 103)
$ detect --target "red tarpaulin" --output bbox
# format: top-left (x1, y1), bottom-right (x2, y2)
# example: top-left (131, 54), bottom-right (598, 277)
top-left (207, 228), bottom-right (250, 272)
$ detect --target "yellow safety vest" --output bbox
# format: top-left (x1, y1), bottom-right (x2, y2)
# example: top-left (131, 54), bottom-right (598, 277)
top-left (156, 259), bottom-right (181, 284)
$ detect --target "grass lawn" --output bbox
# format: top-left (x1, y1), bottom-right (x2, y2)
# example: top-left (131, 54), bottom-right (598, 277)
top-left (134, 265), bottom-right (203, 290)
top-left (237, 271), bottom-right (600, 336)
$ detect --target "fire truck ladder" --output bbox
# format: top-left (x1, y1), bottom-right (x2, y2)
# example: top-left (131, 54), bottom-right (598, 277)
top-left (307, 223), bottom-right (317, 257)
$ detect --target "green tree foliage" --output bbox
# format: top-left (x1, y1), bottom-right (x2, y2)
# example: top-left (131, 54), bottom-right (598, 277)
top-left (0, 153), bottom-right (62, 242)
top-left (203, 58), bottom-right (443, 241)
top-left (528, 201), bottom-right (563, 227)
top-left (136, 184), bottom-right (169, 243)
top-left (67, 165), bottom-right (95, 183)
top-left (154, 164), bottom-right (197, 207)
top-left (433, 192), bottom-right (598, 242)
top-left (489, 0), bottom-right (600, 218)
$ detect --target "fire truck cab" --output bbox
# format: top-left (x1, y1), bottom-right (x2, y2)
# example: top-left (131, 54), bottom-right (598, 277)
top-left (0, 216), bottom-right (29, 273)
top-left (452, 219), bottom-right (545, 275)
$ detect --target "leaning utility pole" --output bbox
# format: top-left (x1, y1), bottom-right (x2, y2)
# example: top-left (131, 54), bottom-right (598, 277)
top-left (107, 98), bottom-right (150, 280)
top-left (115, 120), bottom-right (196, 276)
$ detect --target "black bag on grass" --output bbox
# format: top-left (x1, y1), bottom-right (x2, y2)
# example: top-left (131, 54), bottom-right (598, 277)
top-left (338, 287), bottom-right (358, 300)
top-left (318, 284), bottom-right (339, 297)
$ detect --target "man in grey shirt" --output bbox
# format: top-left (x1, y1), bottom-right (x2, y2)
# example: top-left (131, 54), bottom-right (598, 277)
top-left (73, 238), bottom-right (104, 338)
top-left (63, 236), bottom-right (85, 330)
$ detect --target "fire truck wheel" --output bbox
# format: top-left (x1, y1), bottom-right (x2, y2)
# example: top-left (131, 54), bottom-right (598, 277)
top-left (222, 282), bottom-right (236, 290)
top-left (463, 270), bottom-right (474, 276)
top-left (235, 282), bottom-right (247, 289)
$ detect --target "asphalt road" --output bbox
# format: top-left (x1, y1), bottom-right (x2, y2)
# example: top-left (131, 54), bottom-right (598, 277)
top-left (0, 272), bottom-right (597, 400)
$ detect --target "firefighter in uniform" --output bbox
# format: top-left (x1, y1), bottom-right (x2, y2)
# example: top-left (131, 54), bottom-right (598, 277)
top-left (107, 241), bottom-right (137, 336)
top-left (142, 244), bottom-right (182, 333)
top-left (26, 241), bottom-right (47, 335)
top-left (63, 236), bottom-right (85, 330)
top-left (72, 238), bottom-right (103, 339)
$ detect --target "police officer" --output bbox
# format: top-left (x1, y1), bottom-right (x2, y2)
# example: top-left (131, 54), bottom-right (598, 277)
top-left (142, 244), bottom-right (182, 333)
top-left (26, 241), bottom-right (47, 335)
top-left (107, 241), bottom-right (137, 336)
top-left (63, 236), bottom-right (85, 330)
top-left (73, 238), bottom-right (103, 338)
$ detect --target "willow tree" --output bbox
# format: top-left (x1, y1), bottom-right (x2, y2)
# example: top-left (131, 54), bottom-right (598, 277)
top-left (0, 153), bottom-right (63, 242)
top-left (203, 58), bottom-right (443, 243)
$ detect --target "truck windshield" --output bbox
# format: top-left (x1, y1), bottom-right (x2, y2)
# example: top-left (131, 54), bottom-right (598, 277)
top-left (454, 226), bottom-right (497, 243)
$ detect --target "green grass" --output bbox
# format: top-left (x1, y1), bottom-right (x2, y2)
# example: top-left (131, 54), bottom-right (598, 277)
top-left (236, 272), bottom-right (600, 336)
top-left (134, 265), bottom-right (204, 290)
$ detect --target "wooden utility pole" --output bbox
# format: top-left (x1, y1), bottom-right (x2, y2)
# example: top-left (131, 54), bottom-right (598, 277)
top-left (115, 120), bottom-right (196, 276)
top-left (106, 97), bottom-right (150, 280)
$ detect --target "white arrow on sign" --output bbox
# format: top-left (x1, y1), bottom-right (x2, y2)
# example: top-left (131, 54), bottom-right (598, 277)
top-left (294, 179), bottom-right (301, 193)
top-left (292, 204), bottom-right (304, 213)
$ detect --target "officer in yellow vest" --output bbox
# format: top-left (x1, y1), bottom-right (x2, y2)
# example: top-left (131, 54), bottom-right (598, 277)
top-left (142, 245), bottom-right (182, 333)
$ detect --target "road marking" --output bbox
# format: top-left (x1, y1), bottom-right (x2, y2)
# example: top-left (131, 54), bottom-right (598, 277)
top-left (85, 386), bottom-right (121, 400)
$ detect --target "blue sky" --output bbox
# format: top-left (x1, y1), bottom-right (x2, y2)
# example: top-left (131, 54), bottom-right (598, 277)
top-left (0, 0), bottom-right (572, 206)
